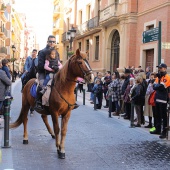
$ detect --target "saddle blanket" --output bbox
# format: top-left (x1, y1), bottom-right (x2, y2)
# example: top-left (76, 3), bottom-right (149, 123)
top-left (30, 83), bottom-right (37, 98)
top-left (30, 82), bottom-right (52, 106)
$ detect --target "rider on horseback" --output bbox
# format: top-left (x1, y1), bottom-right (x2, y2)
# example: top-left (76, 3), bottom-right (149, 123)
top-left (35, 35), bottom-right (60, 110)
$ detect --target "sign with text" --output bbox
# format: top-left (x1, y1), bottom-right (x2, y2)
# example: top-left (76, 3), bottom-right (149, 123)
top-left (143, 27), bottom-right (159, 43)
top-left (162, 42), bottom-right (170, 49)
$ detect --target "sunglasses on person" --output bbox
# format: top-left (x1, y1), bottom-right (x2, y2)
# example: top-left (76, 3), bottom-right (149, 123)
top-left (48, 41), bottom-right (56, 43)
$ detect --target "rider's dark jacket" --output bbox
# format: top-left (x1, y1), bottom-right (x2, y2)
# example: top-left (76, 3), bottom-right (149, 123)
top-left (38, 45), bottom-right (60, 74)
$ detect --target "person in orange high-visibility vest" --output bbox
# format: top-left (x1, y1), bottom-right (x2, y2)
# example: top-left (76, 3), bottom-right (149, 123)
top-left (150, 63), bottom-right (170, 139)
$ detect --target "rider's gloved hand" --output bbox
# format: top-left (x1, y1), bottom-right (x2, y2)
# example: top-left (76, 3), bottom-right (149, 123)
top-left (52, 65), bottom-right (59, 72)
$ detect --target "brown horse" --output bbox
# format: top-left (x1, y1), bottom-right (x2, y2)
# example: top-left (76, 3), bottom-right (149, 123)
top-left (10, 49), bottom-right (92, 159)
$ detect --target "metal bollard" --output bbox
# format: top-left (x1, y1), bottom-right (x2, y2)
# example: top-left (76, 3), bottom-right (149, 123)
top-left (108, 96), bottom-right (112, 118)
top-left (2, 98), bottom-right (11, 148)
top-left (166, 104), bottom-right (170, 140)
top-left (130, 102), bottom-right (135, 128)
top-left (83, 89), bottom-right (85, 105)
top-left (94, 93), bottom-right (97, 110)
top-left (75, 88), bottom-right (78, 101)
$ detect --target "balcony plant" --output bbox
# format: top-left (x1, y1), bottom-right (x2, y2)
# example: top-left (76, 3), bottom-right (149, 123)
top-left (67, 51), bottom-right (74, 56)
top-left (1, 3), bottom-right (6, 10)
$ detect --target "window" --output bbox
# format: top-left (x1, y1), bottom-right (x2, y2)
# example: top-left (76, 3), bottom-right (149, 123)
top-left (146, 25), bottom-right (154, 30)
top-left (78, 42), bottom-right (81, 50)
top-left (79, 10), bottom-right (82, 24)
top-left (86, 39), bottom-right (89, 60)
top-left (67, 18), bottom-right (70, 31)
top-left (87, 5), bottom-right (91, 20)
top-left (95, 36), bottom-right (99, 60)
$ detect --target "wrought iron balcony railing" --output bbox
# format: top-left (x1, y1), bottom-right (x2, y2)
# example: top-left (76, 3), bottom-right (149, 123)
top-left (0, 46), bottom-right (7, 54)
top-left (0, 26), bottom-right (8, 37)
top-left (76, 16), bottom-right (99, 36)
top-left (61, 32), bottom-right (67, 42)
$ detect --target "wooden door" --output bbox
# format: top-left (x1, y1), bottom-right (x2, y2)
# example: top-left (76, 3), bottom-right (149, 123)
top-left (146, 49), bottom-right (154, 72)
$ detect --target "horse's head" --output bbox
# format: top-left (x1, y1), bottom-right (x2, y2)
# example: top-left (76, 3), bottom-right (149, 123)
top-left (69, 49), bottom-right (92, 83)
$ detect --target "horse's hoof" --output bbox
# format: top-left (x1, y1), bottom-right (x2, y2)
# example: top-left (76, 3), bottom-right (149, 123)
top-left (58, 150), bottom-right (65, 159)
top-left (23, 140), bottom-right (28, 144)
top-left (51, 134), bottom-right (55, 139)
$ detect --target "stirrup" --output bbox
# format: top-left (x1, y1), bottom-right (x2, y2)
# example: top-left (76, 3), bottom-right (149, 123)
top-left (34, 101), bottom-right (44, 111)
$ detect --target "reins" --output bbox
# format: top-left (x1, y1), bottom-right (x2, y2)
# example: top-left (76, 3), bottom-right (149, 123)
top-left (55, 89), bottom-right (76, 109)
top-left (54, 54), bottom-right (91, 109)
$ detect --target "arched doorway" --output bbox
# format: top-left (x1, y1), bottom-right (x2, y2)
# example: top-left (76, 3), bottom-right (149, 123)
top-left (110, 30), bottom-right (120, 72)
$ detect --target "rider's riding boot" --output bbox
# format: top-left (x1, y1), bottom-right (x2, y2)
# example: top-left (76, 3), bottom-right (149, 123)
top-left (34, 86), bottom-right (44, 111)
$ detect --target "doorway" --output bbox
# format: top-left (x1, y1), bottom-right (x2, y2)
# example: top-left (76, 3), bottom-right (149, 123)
top-left (110, 30), bottom-right (120, 72)
top-left (145, 49), bottom-right (154, 72)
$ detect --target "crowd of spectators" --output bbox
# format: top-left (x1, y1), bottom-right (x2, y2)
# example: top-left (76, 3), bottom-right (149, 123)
top-left (88, 64), bottom-right (170, 139)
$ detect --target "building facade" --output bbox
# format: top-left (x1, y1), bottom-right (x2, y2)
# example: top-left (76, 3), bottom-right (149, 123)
top-left (53, 0), bottom-right (64, 62)
top-left (60, 0), bottom-right (170, 73)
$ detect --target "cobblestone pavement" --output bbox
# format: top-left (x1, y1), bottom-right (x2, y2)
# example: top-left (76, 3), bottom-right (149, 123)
top-left (0, 80), bottom-right (170, 170)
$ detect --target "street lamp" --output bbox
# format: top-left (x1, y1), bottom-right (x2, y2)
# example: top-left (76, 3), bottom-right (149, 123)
top-left (11, 45), bottom-right (16, 82)
top-left (67, 26), bottom-right (76, 50)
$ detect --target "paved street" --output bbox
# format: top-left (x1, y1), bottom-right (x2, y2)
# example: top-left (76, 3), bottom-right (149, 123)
top-left (0, 79), bottom-right (170, 170)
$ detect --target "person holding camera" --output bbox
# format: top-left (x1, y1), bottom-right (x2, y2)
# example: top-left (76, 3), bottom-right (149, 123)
top-left (150, 63), bottom-right (170, 139)
top-left (40, 48), bottom-right (62, 94)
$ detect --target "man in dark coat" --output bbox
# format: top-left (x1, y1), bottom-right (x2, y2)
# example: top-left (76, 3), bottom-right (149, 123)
top-left (35, 35), bottom-right (60, 110)
top-left (0, 62), bottom-right (12, 111)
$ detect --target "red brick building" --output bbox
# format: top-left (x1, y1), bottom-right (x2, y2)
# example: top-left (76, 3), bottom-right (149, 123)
top-left (61, 0), bottom-right (170, 73)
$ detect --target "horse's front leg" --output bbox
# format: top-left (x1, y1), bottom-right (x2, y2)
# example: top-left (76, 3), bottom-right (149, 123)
top-left (41, 114), bottom-right (55, 138)
top-left (59, 111), bottom-right (71, 159)
top-left (51, 114), bottom-right (60, 154)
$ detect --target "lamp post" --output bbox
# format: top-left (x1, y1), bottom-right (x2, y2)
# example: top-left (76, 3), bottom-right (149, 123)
top-left (67, 26), bottom-right (76, 50)
top-left (11, 45), bottom-right (16, 82)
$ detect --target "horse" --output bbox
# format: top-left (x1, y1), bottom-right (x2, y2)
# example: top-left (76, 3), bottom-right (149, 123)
top-left (10, 49), bottom-right (92, 159)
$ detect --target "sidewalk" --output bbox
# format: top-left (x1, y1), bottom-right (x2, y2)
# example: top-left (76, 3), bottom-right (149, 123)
top-left (0, 79), bottom-right (170, 170)
top-left (76, 85), bottom-right (170, 138)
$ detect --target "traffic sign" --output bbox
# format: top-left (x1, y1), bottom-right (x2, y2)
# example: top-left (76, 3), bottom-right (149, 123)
top-left (143, 27), bottom-right (159, 43)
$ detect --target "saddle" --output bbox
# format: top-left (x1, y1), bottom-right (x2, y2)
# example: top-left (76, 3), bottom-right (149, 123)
top-left (30, 73), bottom-right (54, 107)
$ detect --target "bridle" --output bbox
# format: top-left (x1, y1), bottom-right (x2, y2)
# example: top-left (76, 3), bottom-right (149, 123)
top-left (55, 54), bottom-right (92, 109)
top-left (68, 55), bottom-right (92, 81)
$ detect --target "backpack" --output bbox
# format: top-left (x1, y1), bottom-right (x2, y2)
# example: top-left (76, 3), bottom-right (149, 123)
top-left (148, 91), bottom-right (156, 106)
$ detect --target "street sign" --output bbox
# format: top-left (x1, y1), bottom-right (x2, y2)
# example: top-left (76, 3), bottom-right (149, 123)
top-left (143, 27), bottom-right (159, 43)
top-left (162, 42), bottom-right (170, 49)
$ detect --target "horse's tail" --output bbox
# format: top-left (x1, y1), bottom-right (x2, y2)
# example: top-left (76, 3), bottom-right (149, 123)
top-left (10, 110), bottom-right (23, 129)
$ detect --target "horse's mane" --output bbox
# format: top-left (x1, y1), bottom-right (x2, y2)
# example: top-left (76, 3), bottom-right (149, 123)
top-left (55, 55), bottom-right (75, 84)
top-left (54, 50), bottom-right (88, 85)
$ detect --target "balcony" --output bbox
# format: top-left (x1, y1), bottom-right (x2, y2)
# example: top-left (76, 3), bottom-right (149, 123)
top-left (76, 16), bottom-right (100, 37)
top-left (0, 46), bottom-right (7, 59)
top-left (0, 26), bottom-right (8, 37)
top-left (53, 20), bottom-right (60, 33)
top-left (53, 5), bottom-right (60, 18)
top-left (61, 32), bottom-right (68, 42)
top-left (99, 3), bottom-right (119, 25)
